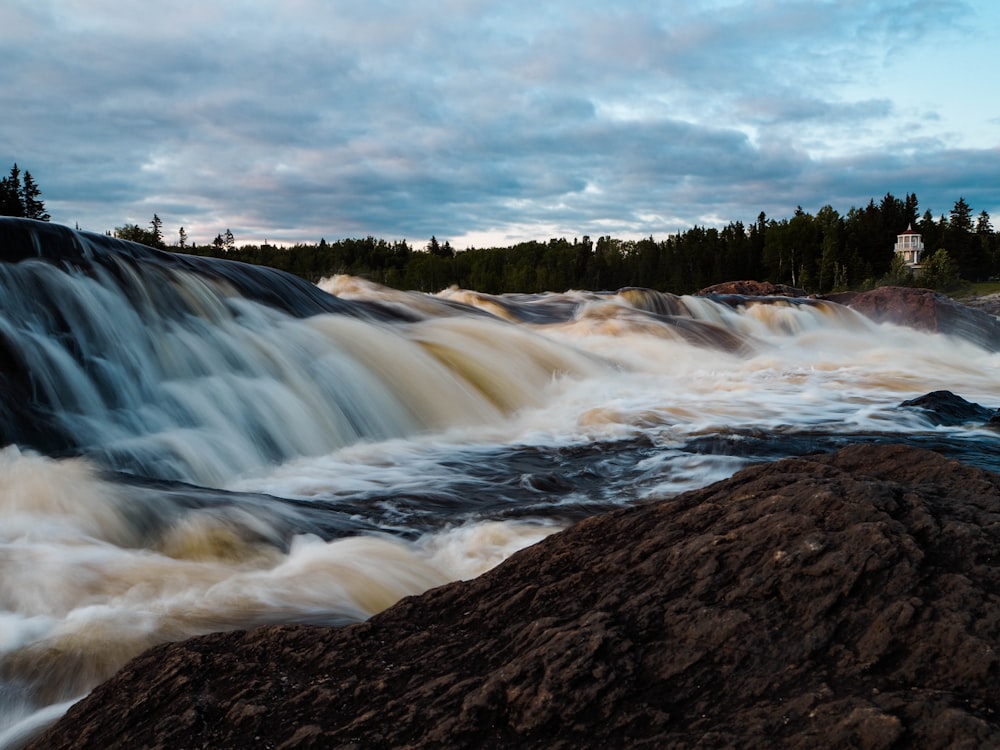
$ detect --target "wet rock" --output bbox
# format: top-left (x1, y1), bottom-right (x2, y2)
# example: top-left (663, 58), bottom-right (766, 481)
top-left (698, 280), bottom-right (808, 297)
top-left (959, 291), bottom-right (1000, 317)
top-left (899, 390), bottom-right (998, 427)
top-left (0, 216), bottom-right (406, 322)
top-left (29, 444), bottom-right (1000, 749)
top-left (825, 286), bottom-right (1000, 350)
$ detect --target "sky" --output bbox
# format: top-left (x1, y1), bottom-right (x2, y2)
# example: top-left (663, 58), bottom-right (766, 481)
top-left (2, 0), bottom-right (999, 249)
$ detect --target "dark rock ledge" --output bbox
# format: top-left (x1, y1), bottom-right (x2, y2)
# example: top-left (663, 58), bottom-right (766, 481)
top-left (30, 444), bottom-right (1000, 749)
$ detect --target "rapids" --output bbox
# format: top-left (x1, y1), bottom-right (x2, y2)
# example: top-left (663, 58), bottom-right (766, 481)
top-left (2, 218), bottom-right (999, 746)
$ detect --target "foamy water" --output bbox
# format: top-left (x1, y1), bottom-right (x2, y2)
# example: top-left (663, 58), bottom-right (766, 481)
top-left (2, 221), bottom-right (999, 746)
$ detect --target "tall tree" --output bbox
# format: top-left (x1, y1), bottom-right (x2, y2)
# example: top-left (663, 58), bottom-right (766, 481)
top-left (21, 170), bottom-right (49, 220)
top-left (816, 205), bottom-right (845, 292)
top-left (1, 164), bottom-right (50, 220)
top-left (947, 197), bottom-right (984, 279)
top-left (976, 210), bottom-right (997, 277)
top-left (918, 209), bottom-right (942, 256)
top-left (950, 197), bottom-right (974, 233)
top-left (150, 214), bottom-right (165, 248)
top-left (427, 235), bottom-right (452, 258)
top-left (0, 164), bottom-right (24, 217)
top-left (903, 193), bottom-right (920, 227)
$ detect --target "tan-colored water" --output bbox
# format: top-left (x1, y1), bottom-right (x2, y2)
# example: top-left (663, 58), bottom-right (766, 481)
top-left (3, 269), bottom-right (999, 746)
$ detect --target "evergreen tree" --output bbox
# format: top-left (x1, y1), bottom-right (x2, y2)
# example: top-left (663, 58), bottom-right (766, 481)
top-left (150, 214), bottom-right (164, 248)
top-left (816, 205), bottom-right (844, 292)
top-left (903, 193), bottom-right (920, 227)
top-left (0, 176), bottom-right (18, 216)
top-left (915, 209), bottom-right (942, 259)
top-left (947, 197), bottom-right (985, 279)
top-left (950, 197), bottom-right (974, 233)
top-left (427, 235), bottom-right (452, 258)
top-left (178, 227), bottom-right (187, 248)
top-left (0, 164), bottom-right (24, 217)
top-left (975, 211), bottom-right (997, 277)
top-left (1, 164), bottom-right (49, 220)
top-left (21, 170), bottom-right (50, 220)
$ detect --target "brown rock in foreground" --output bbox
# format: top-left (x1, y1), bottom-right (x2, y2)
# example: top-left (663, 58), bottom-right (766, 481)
top-left (31, 445), bottom-right (1000, 749)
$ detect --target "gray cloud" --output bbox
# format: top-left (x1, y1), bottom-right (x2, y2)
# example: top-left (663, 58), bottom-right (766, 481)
top-left (2, 0), bottom-right (996, 247)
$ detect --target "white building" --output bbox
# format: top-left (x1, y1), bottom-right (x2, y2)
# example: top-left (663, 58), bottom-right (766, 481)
top-left (894, 224), bottom-right (924, 269)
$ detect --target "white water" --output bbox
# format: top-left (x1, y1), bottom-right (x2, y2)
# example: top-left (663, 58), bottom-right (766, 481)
top-left (2, 256), bottom-right (1000, 744)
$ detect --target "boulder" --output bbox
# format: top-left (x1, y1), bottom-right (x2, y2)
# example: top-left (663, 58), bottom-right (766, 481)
top-left (30, 444), bottom-right (1000, 749)
top-left (898, 390), bottom-right (998, 427)
top-left (698, 280), bottom-right (808, 297)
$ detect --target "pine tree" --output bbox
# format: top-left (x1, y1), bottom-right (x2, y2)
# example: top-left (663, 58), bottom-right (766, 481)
top-left (21, 170), bottom-right (50, 221)
top-left (903, 193), bottom-right (920, 227)
top-left (150, 214), bottom-right (164, 248)
top-left (0, 164), bottom-right (24, 217)
top-left (947, 197), bottom-right (984, 279)
top-left (0, 164), bottom-right (50, 220)
top-left (950, 197), bottom-right (973, 233)
top-left (0, 176), bottom-right (17, 216)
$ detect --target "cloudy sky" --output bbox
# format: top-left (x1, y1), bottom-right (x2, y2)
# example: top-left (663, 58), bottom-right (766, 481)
top-left (3, 0), bottom-right (999, 248)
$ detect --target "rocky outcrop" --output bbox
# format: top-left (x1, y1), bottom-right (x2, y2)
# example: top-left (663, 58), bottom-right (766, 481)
top-left (30, 444), bottom-right (1000, 749)
top-left (898, 390), bottom-right (999, 428)
top-left (825, 286), bottom-right (1000, 350)
top-left (699, 280), bottom-right (808, 297)
top-left (961, 292), bottom-right (1000, 317)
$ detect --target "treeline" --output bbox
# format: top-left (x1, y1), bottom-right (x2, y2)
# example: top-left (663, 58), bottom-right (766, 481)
top-left (5, 164), bottom-right (997, 294)
top-left (173, 193), bottom-right (997, 294)
top-left (0, 163), bottom-right (50, 221)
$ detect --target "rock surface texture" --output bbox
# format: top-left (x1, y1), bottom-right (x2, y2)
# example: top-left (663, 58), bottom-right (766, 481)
top-left (699, 280), bottom-right (809, 297)
top-left (30, 444), bottom-right (1000, 749)
top-left (962, 292), bottom-right (1000, 317)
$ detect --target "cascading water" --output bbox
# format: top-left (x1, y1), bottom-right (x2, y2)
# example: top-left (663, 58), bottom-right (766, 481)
top-left (0, 226), bottom-right (600, 487)
top-left (2, 217), bottom-right (999, 747)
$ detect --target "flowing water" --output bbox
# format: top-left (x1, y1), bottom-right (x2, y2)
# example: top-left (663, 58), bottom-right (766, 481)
top-left (1, 218), bottom-right (999, 746)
